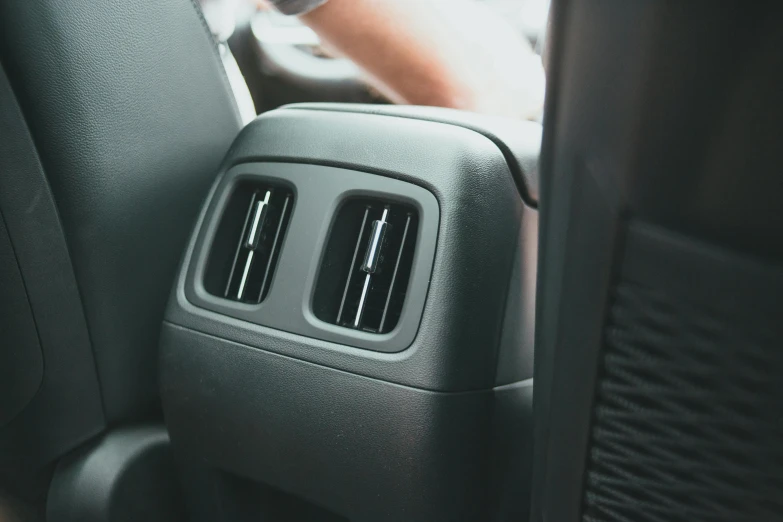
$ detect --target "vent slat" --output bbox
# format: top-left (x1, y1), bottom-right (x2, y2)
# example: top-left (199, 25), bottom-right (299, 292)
top-left (224, 191), bottom-right (260, 298)
top-left (336, 206), bottom-right (370, 325)
top-left (205, 182), bottom-right (293, 304)
top-left (245, 190), bottom-right (271, 250)
top-left (236, 250), bottom-right (255, 300)
top-left (379, 213), bottom-right (412, 333)
top-left (255, 193), bottom-right (291, 302)
top-left (314, 198), bottom-right (418, 335)
top-left (353, 273), bottom-right (372, 328)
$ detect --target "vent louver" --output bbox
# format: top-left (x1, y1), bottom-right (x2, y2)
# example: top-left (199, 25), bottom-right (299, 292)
top-left (204, 181), bottom-right (293, 303)
top-left (314, 199), bottom-right (418, 334)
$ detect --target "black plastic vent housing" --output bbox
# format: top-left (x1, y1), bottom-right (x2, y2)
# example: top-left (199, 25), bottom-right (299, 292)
top-left (204, 181), bottom-right (293, 304)
top-left (314, 198), bottom-right (418, 334)
top-left (185, 163), bottom-right (439, 353)
top-left (163, 105), bottom-right (540, 522)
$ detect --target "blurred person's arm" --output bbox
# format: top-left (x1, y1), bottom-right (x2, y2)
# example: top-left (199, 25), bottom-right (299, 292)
top-left (294, 0), bottom-right (545, 120)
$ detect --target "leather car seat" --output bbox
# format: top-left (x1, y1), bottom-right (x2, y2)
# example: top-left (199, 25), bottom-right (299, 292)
top-left (0, 0), bottom-right (242, 517)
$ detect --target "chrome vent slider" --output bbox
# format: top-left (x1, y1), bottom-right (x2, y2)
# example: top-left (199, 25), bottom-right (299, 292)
top-left (360, 207), bottom-right (389, 274)
top-left (321, 199), bottom-right (417, 334)
top-left (353, 207), bottom-right (390, 327)
top-left (236, 190), bottom-right (271, 300)
top-left (204, 182), bottom-right (293, 305)
top-left (244, 190), bottom-right (271, 250)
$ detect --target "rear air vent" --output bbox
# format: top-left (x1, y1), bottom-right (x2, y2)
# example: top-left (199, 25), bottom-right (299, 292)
top-left (204, 181), bottom-right (293, 303)
top-left (314, 198), bottom-right (418, 334)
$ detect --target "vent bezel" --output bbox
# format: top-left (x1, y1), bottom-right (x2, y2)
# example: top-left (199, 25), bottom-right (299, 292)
top-left (312, 197), bottom-right (419, 335)
top-left (184, 163), bottom-right (439, 353)
top-left (202, 181), bottom-right (294, 305)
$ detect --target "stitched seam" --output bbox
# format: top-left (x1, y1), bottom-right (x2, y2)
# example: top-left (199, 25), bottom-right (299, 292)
top-left (0, 61), bottom-right (108, 421)
top-left (0, 207), bottom-right (46, 426)
top-left (186, 0), bottom-right (243, 123)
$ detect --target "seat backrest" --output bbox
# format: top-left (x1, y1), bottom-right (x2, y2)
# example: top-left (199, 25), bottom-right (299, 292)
top-left (0, 0), bottom-right (241, 499)
top-left (532, 1), bottom-right (783, 521)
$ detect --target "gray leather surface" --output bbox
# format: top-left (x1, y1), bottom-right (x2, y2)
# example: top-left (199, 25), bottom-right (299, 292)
top-left (0, 65), bottom-right (104, 491)
top-left (0, 0), bottom-right (242, 421)
top-left (167, 105), bottom-right (529, 392)
top-left (0, 215), bottom-right (43, 427)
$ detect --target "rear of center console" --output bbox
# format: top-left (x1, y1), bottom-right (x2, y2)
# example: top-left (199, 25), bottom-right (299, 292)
top-left (160, 104), bottom-right (540, 521)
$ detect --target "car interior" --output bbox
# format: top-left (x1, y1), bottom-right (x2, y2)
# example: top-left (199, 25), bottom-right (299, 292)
top-left (1, 0), bottom-right (781, 521)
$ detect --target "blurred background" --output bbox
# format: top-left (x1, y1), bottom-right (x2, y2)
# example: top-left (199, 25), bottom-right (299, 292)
top-left (200, 0), bottom-right (550, 123)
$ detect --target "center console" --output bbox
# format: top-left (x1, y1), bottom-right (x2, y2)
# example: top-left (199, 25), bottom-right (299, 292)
top-left (160, 103), bottom-right (540, 521)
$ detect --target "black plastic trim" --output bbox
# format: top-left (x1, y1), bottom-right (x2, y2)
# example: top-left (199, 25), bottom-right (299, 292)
top-left (166, 106), bottom-right (529, 393)
top-left (161, 104), bottom-right (540, 521)
top-left (284, 103), bottom-right (542, 206)
top-left (47, 425), bottom-right (185, 522)
top-left (185, 163), bottom-right (438, 353)
top-left (161, 323), bottom-right (493, 522)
